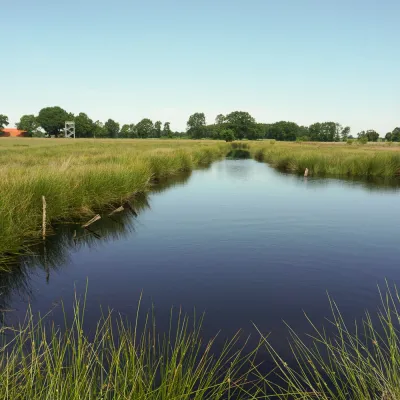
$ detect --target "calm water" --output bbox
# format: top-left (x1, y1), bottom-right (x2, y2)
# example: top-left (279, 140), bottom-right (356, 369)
top-left (3, 159), bottom-right (400, 358)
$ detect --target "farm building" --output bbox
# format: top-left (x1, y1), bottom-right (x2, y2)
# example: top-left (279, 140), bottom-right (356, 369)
top-left (0, 128), bottom-right (28, 137)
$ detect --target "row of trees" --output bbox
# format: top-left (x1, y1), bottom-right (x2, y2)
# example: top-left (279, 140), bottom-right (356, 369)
top-left (7, 107), bottom-right (174, 139)
top-left (1, 107), bottom-right (399, 142)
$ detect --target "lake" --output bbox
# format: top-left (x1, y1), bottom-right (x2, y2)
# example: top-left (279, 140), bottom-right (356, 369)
top-left (2, 158), bottom-right (400, 361)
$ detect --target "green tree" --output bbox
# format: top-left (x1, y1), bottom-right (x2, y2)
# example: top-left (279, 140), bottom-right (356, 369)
top-left (104, 119), bottom-right (120, 138)
top-left (221, 129), bottom-right (235, 142)
top-left (16, 114), bottom-right (40, 136)
top-left (37, 106), bottom-right (71, 137)
top-left (162, 122), bottom-right (172, 138)
top-left (0, 114), bottom-right (9, 130)
top-left (154, 121), bottom-right (162, 138)
top-left (215, 114), bottom-right (226, 125)
top-left (358, 130), bottom-right (379, 142)
top-left (120, 124), bottom-right (131, 138)
top-left (136, 118), bottom-right (154, 138)
top-left (74, 113), bottom-right (96, 138)
top-left (224, 111), bottom-right (256, 140)
top-left (187, 113), bottom-right (206, 139)
top-left (388, 127), bottom-right (400, 142)
top-left (93, 121), bottom-right (107, 138)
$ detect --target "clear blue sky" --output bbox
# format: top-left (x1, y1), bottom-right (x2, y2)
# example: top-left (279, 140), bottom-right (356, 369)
top-left (3, 0), bottom-right (399, 134)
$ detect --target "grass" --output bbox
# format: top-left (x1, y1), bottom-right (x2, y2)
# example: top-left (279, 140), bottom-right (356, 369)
top-left (0, 291), bottom-right (259, 400)
top-left (252, 141), bottom-right (400, 178)
top-left (3, 285), bottom-right (400, 399)
top-left (0, 138), bottom-right (228, 265)
top-left (257, 283), bottom-right (400, 399)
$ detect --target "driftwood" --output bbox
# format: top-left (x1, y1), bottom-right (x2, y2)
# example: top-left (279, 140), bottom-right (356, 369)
top-left (108, 206), bottom-right (124, 216)
top-left (82, 214), bottom-right (101, 228)
top-left (42, 196), bottom-right (47, 240)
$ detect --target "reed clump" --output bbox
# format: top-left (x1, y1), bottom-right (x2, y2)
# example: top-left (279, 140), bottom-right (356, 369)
top-left (251, 141), bottom-right (400, 178)
top-left (259, 284), bottom-right (400, 400)
top-left (0, 294), bottom-right (257, 400)
top-left (0, 139), bottom-right (228, 263)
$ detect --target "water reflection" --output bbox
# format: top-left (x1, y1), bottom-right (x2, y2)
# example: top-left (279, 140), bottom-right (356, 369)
top-left (0, 171), bottom-right (192, 315)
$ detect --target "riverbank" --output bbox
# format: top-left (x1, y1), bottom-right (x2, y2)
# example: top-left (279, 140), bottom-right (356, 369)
top-left (2, 138), bottom-right (400, 266)
top-left (252, 141), bottom-right (400, 177)
top-left (2, 286), bottom-right (400, 400)
top-left (0, 139), bottom-right (228, 266)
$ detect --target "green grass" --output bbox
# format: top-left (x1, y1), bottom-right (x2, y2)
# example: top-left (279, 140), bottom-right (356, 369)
top-left (0, 292), bottom-right (258, 400)
top-left (252, 141), bottom-right (400, 178)
top-left (0, 139), bottom-right (228, 265)
top-left (257, 283), bottom-right (400, 399)
top-left (4, 285), bottom-right (400, 399)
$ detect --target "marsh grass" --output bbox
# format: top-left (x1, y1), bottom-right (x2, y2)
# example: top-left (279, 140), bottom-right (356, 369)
top-left (0, 291), bottom-right (260, 400)
top-left (257, 284), bottom-right (400, 399)
top-left (0, 139), bottom-right (228, 264)
top-left (251, 142), bottom-right (400, 178)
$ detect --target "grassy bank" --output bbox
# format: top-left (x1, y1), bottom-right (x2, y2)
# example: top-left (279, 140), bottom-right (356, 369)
top-left (0, 294), bottom-right (257, 400)
top-left (0, 139), bottom-right (228, 264)
top-left (3, 286), bottom-right (400, 399)
top-left (252, 141), bottom-right (400, 178)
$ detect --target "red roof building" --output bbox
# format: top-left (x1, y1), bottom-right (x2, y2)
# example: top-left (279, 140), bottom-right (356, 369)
top-left (0, 128), bottom-right (28, 137)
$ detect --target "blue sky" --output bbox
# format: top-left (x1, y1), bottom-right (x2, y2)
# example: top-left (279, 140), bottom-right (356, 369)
top-left (2, 0), bottom-right (399, 134)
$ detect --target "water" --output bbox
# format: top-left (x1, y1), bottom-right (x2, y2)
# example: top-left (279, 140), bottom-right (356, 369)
top-left (2, 159), bottom-right (400, 359)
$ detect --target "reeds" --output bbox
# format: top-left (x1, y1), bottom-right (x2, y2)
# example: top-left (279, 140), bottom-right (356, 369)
top-left (257, 284), bottom-right (400, 399)
top-left (0, 292), bottom-right (258, 400)
top-left (251, 142), bottom-right (400, 178)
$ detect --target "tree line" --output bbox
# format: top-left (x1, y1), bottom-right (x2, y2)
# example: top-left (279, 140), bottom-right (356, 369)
top-left (1, 108), bottom-right (399, 142)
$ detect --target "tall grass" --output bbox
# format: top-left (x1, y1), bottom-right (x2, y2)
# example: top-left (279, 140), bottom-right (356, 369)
top-left (258, 284), bottom-right (400, 399)
top-left (252, 142), bottom-right (400, 178)
top-left (0, 139), bottom-right (228, 264)
top-left (0, 293), bottom-right (258, 400)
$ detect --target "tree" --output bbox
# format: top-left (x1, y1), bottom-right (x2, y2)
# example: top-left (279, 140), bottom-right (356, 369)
top-left (120, 124), bottom-right (131, 138)
top-left (0, 114), bottom-right (9, 130)
top-left (37, 106), bottom-right (71, 137)
top-left (16, 114), bottom-right (40, 136)
top-left (221, 129), bottom-right (235, 142)
top-left (104, 119), bottom-right (120, 138)
top-left (154, 121), bottom-right (162, 138)
top-left (357, 130), bottom-right (379, 142)
top-left (389, 127), bottom-right (400, 142)
top-left (215, 114), bottom-right (226, 125)
top-left (93, 121), bottom-right (107, 138)
top-left (74, 113), bottom-right (96, 138)
top-left (162, 122), bottom-right (172, 138)
top-left (224, 111), bottom-right (256, 140)
top-left (136, 118), bottom-right (154, 138)
top-left (187, 113), bottom-right (206, 139)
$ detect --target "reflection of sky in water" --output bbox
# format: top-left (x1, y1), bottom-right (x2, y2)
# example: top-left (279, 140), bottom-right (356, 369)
top-left (1, 159), bottom-right (400, 361)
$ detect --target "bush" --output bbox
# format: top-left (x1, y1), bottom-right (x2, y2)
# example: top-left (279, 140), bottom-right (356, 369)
top-left (346, 139), bottom-right (354, 145)
top-left (358, 137), bottom-right (368, 144)
top-left (221, 129), bottom-right (235, 142)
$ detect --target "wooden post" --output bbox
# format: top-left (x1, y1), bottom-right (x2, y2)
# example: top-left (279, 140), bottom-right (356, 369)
top-left (82, 214), bottom-right (101, 228)
top-left (304, 168), bottom-right (309, 177)
top-left (42, 196), bottom-right (47, 240)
